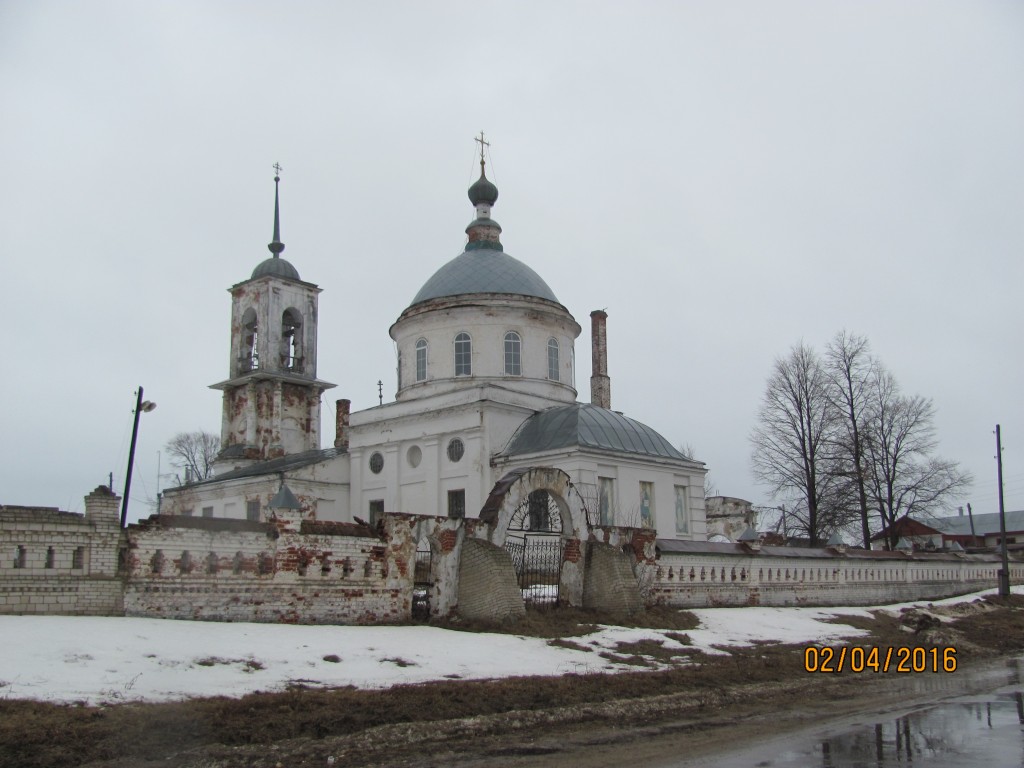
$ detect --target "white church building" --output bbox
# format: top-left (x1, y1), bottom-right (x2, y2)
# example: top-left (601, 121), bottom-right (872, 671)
top-left (161, 153), bottom-right (708, 543)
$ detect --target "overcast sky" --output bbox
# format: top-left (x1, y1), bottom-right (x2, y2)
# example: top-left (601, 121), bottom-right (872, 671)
top-left (3, 1), bottom-right (1022, 522)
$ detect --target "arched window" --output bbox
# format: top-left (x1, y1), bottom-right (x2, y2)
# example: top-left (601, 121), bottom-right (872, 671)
top-left (240, 308), bottom-right (258, 372)
top-left (281, 308), bottom-right (303, 372)
top-left (504, 331), bottom-right (522, 376)
top-left (547, 338), bottom-right (559, 381)
top-left (454, 333), bottom-right (472, 376)
top-left (415, 338), bottom-right (428, 382)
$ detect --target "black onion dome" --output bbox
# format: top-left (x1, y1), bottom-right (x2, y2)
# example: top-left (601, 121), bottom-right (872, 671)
top-left (468, 171), bottom-right (499, 206)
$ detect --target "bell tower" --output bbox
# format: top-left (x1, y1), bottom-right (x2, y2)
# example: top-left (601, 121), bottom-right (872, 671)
top-left (211, 168), bottom-right (335, 471)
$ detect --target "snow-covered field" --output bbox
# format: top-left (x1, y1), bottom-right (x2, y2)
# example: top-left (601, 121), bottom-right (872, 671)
top-left (1, 587), bottom-right (1014, 705)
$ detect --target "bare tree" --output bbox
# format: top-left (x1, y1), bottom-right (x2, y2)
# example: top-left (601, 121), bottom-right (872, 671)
top-left (165, 431), bottom-right (220, 484)
top-left (751, 343), bottom-right (850, 546)
top-left (862, 369), bottom-right (972, 548)
top-left (825, 331), bottom-right (876, 548)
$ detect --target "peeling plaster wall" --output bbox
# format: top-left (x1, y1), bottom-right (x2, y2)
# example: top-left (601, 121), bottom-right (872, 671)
top-left (482, 467), bottom-right (590, 607)
top-left (122, 512), bottom-right (416, 625)
top-left (704, 496), bottom-right (757, 542)
top-left (215, 275), bottom-right (330, 468)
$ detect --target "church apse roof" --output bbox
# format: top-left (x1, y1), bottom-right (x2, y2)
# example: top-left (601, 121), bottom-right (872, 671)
top-left (502, 403), bottom-right (691, 461)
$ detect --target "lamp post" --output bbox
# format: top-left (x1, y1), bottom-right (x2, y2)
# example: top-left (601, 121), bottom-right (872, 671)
top-left (120, 386), bottom-right (157, 528)
top-left (996, 424), bottom-right (1010, 598)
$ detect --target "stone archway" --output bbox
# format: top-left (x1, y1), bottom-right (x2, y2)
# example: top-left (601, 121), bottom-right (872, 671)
top-left (480, 467), bottom-right (593, 607)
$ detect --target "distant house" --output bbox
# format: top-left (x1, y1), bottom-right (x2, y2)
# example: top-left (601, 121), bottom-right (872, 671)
top-left (872, 510), bottom-right (1024, 551)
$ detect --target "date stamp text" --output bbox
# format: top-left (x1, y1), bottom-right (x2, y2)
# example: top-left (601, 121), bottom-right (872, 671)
top-left (803, 646), bottom-right (957, 673)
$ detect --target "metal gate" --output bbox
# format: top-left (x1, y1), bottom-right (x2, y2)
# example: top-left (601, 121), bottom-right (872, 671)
top-left (504, 490), bottom-right (564, 608)
top-left (412, 547), bottom-right (432, 620)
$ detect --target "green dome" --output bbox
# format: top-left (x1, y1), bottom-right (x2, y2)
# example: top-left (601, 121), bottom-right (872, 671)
top-left (411, 249), bottom-right (558, 305)
top-left (468, 172), bottom-right (499, 206)
top-left (252, 256), bottom-right (300, 281)
top-left (503, 403), bottom-right (689, 460)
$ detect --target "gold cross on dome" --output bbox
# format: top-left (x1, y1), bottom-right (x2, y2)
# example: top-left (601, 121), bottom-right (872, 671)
top-left (474, 132), bottom-right (490, 163)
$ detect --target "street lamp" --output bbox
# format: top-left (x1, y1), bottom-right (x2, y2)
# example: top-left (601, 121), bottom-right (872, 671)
top-left (120, 386), bottom-right (157, 528)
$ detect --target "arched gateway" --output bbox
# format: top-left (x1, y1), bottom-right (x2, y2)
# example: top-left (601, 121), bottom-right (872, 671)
top-left (480, 467), bottom-right (593, 607)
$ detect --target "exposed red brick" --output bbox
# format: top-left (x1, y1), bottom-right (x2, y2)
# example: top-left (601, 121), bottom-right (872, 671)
top-left (563, 538), bottom-right (582, 563)
top-left (438, 529), bottom-right (458, 553)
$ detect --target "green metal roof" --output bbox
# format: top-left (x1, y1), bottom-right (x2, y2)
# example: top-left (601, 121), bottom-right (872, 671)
top-left (251, 255), bottom-right (300, 281)
top-left (411, 249), bottom-right (559, 305)
top-left (502, 403), bottom-right (689, 460)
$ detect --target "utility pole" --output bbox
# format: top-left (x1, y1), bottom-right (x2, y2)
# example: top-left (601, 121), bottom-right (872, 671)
top-left (996, 424), bottom-right (1010, 597)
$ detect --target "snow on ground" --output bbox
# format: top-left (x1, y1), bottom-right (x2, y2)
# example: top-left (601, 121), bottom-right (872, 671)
top-left (1, 586), bottom-right (1018, 705)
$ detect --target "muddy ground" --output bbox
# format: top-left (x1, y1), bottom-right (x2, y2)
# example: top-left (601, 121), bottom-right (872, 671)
top-left (4, 596), bottom-right (1023, 768)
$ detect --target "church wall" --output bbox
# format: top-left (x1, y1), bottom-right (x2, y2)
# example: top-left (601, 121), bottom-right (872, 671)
top-left (648, 550), bottom-right (1024, 608)
top-left (390, 298), bottom-right (579, 404)
top-left (350, 402), bottom-right (493, 519)
top-left (160, 459), bottom-right (350, 523)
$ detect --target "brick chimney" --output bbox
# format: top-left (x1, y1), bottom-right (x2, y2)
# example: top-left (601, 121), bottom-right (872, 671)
top-left (590, 310), bottom-right (611, 409)
top-left (334, 399), bottom-right (351, 450)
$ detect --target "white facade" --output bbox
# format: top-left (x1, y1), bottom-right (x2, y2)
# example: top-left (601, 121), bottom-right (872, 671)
top-left (162, 164), bottom-right (708, 542)
top-left (390, 295), bottom-right (580, 403)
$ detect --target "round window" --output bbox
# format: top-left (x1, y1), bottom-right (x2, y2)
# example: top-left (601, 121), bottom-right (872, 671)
top-left (369, 452), bottom-right (384, 474)
top-left (447, 438), bottom-right (465, 463)
top-left (407, 445), bottom-right (422, 468)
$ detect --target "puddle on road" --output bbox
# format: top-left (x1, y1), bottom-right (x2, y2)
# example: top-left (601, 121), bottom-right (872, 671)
top-left (674, 658), bottom-right (1024, 768)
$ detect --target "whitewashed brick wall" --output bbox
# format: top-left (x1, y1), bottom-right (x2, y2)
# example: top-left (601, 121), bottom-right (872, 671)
top-left (649, 547), bottom-right (1024, 608)
top-left (0, 487), bottom-right (123, 615)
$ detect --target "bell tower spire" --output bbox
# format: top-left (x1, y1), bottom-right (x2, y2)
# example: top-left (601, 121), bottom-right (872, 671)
top-left (210, 166), bottom-right (336, 472)
top-left (269, 163), bottom-right (285, 257)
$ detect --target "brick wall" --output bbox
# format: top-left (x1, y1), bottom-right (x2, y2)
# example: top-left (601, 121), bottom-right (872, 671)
top-left (0, 486), bottom-right (124, 616)
top-left (7, 487), bottom-right (1021, 623)
top-left (122, 512), bottom-right (416, 625)
top-left (650, 548), bottom-right (1024, 608)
